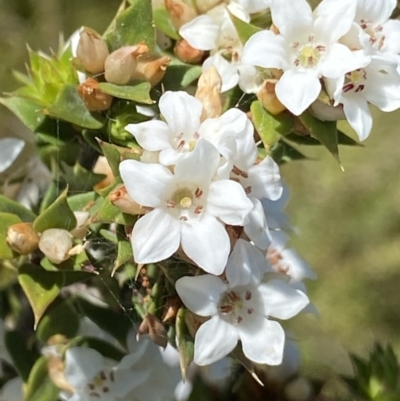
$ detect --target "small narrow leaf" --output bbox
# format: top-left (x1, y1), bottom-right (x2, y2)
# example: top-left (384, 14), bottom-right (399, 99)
top-left (112, 239), bottom-right (134, 276)
top-left (229, 12), bottom-right (262, 44)
top-left (98, 139), bottom-right (123, 177)
top-left (99, 82), bottom-right (153, 104)
top-left (175, 308), bottom-right (194, 380)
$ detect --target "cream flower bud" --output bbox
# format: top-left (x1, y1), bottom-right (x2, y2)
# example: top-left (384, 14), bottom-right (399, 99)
top-left (131, 55), bottom-right (171, 86)
top-left (77, 78), bottom-right (113, 111)
top-left (109, 184), bottom-right (147, 215)
top-left (39, 229), bottom-right (73, 264)
top-left (104, 44), bottom-right (149, 85)
top-left (257, 79), bottom-right (287, 115)
top-left (174, 39), bottom-right (204, 64)
top-left (164, 0), bottom-right (198, 30)
top-left (195, 66), bottom-right (223, 120)
top-left (193, 0), bottom-right (222, 14)
top-left (6, 222), bottom-right (39, 255)
top-left (70, 211), bottom-right (90, 239)
top-left (76, 27), bottom-right (109, 74)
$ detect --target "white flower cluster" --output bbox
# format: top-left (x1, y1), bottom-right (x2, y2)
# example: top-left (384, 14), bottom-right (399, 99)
top-left (120, 90), bottom-right (313, 366)
top-left (175, 0), bottom-right (400, 141)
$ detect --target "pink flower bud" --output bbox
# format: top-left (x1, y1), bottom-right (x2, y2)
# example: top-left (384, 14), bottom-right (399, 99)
top-left (257, 79), bottom-right (287, 115)
top-left (76, 27), bottom-right (109, 74)
top-left (131, 55), bottom-right (171, 86)
top-left (77, 78), bottom-right (113, 111)
top-left (174, 39), bottom-right (204, 64)
top-left (164, 0), bottom-right (197, 30)
top-left (193, 0), bottom-right (222, 14)
top-left (109, 184), bottom-right (148, 215)
top-left (39, 229), bottom-right (73, 264)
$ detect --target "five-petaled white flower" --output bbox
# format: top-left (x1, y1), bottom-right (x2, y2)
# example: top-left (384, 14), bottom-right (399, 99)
top-left (242, 0), bottom-right (359, 115)
top-left (119, 139), bottom-right (253, 275)
top-left (176, 239), bottom-right (309, 365)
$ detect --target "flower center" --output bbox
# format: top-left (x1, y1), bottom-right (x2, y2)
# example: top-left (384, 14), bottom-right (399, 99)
top-left (360, 19), bottom-right (385, 50)
top-left (86, 369), bottom-right (114, 398)
top-left (166, 186), bottom-right (205, 220)
top-left (171, 188), bottom-right (194, 209)
top-left (218, 289), bottom-right (254, 325)
top-left (343, 68), bottom-right (367, 93)
top-left (292, 36), bottom-right (326, 69)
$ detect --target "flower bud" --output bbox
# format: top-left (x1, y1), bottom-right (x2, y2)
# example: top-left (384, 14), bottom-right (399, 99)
top-left (38, 229), bottom-right (73, 264)
top-left (77, 78), bottom-right (113, 111)
top-left (193, 0), bottom-right (222, 14)
top-left (164, 0), bottom-right (198, 30)
top-left (174, 39), bottom-right (204, 64)
top-left (104, 44), bottom-right (149, 85)
top-left (70, 211), bottom-right (90, 239)
top-left (195, 66), bottom-right (223, 120)
top-left (6, 222), bottom-right (39, 255)
top-left (109, 184), bottom-right (147, 215)
top-left (257, 79), bottom-right (287, 115)
top-left (76, 27), bottom-right (109, 74)
top-left (131, 55), bottom-right (171, 86)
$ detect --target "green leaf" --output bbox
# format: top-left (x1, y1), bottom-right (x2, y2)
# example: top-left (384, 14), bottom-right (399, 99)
top-left (33, 187), bottom-right (77, 232)
top-left (24, 357), bottom-right (59, 401)
top-left (286, 130), bottom-right (362, 147)
top-left (75, 297), bottom-right (132, 346)
top-left (0, 213), bottom-right (22, 259)
top-left (162, 58), bottom-right (202, 90)
top-left (105, 0), bottom-right (156, 52)
top-left (298, 111), bottom-right (340, 163)
top-left (175, 308), bottom-right (194, 380)
top-left (61, 162), bottom-right (105, 192)
top-left (229, 12), bottom-right (262, 44)
top-left (46, 85), bottom-right (104, 129)
top-left (112, 238), bottom-right (133, 276)
top-left (0, 194), bottom-right (37, 221)
top-left (0, 97), bottom-right (46, 132)
top-left (153, 7), bottom-right (180, 40)
top-left (91, 196), bottom-right (136, 225)
top-left (99, 82), bottom-right (154, 104)
top-left (36, 299), bottom-right (79, 341)
top-left (18, 264), bottom-right (95, 328)
top-left (98, 139), bottom-right (122, 178)
top-left (251, 100), bottom-right (294, 149)
top-left (67, 336), bottom-right (126, 361)
top-left (5, 329), bottom-right (40, 381)
top-left (270, 140), bottom-right (308, 164)
top-left (67, 191), bottom-right (98, 211)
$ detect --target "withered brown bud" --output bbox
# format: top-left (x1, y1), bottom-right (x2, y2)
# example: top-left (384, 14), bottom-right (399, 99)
top-left (6, 222), bottom-right (39, 255)
top-left (138, 313), bottom-right (168, 348)
top-left (132, 55), bottom-right (171, 86)
top-left (257, 79), bottom-right (287, 115)
top-left (193, 0), bottom-right (222, 14)
top-left (195, 66), bottom-right (223, 120)
top-left (77, 78), bottom-right (113, 111)
top-left (76, 27), bottom-right (109, 74)
top-left (165, 0), bottom-right (197, 30)
top-left (104, 44), bottom-right (149, 85)
top-left (109, 184), bottom-right (148, 215)
top-left (174, 39), bottom-right (204, 64)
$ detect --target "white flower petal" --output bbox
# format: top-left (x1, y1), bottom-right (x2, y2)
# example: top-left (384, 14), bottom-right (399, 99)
top-left (236, 0), bottom-right (271, 14)
top-left (243, 199), bottom-right (271, 250)
top-left (270, 0), bottom-right (313, 40)
top-left (226, 239), bottom-right (267, 287)
top-left (207, 180), bottom-right (253, 225)
top-left (237, 63), bottom-right (263, 94)
top-left (159, 91), bottom-right (203, 136)
top-left (181, 214), bottom-right (230, 275)
top-left (64, 347), bottom-right (103, 388)
top-left (203, 54), bottom-right (239, 93)
top-left (180, 15), bottom-right (220, 51)
top-left (194, 316), bottom-right (238, 365)
top-left (132, 209), bottom-right (180, 264)
top-left (381, 20), bottom-right (400, 54)
top-left (239, 318), bottom-right (285, 365)
top-left (258, 279), bottom-right (309, 320)
top-left (242, 31), bottom-right (289, 70)
top-left (119, 160), bottom-right (173, 208)
top-left (356, 0), bottom-right (396, 26)
top-left (125, 121), bottom-right (171, 151)
top-left (314, 0), bottom-right (356, 43)
top-left (176, 275), bottom-right (227, 316)
top-left (341, 95), bottom-right (373, 141)
top-left (0, 138), bottom-right (25, 173)
top-left (275, 69), bottom-right (321, 115)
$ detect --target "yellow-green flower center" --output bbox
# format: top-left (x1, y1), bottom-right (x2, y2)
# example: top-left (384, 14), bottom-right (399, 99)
top-left (298, 45), bottom-right (320, 68)
top-left (172, 188), bottom-right (193, 209)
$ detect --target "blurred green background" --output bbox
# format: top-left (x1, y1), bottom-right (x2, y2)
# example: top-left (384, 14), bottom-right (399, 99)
top-left (1, 0), bottom-right (400, 396)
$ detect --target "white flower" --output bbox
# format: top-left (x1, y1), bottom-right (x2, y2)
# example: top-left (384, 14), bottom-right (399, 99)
top-left (64, 347), bottom-right (148, 401)
top-left (242, 0), bottom-right (359, 115)
top-left (325, 57), bottom-right (400, 140)
top-left (176, 239), bottom-right (309, 365)
top-left (125, 91), bottom-right (254, 168)
top-left (262, 183), bottom-right (292, 232)
top-left (236, 0), bottom-right (270, 14)
top-left (119, 139), bottom-right (253, 275)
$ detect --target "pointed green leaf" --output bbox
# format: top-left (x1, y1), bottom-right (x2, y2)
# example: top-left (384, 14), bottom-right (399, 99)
top-left (0, 213), bottom-right (22, 259)
top-left (33, 188), bottom-right (77, 232)
top-left (175, 308), bottom-right (194, 380)
top-left (98, 82), bottom-right (153, 104)
top-left (75, 297), bottom-right (132, 346)
top-left (0, 97), bottom-right (46, 132)
top-left (270, 140), bottom-right (308, 164)
top-left (298, 111), bottom-right (340, 163)
top-left (91, 196), bottom-right (136, 225)
top-left (229, 12), bottom-right (262, 44)
top-left (36, 299), bottom-right (79, 341)
top-left (5, 329), bottom-right (40, 381)
top-left (46, 85), bottom-right (104, 129)
top-left (251, 100), bottom-right (294, 149)
top-left (105, 0), bottom-right (156, 51)
top-left (153, 7), bottom-right (180, 40)
top-left (286, 130), bottom-right (362, 146)
top-left (24, 356), bottom-right (59, 401)
top-left (98, 139), bottom-right (122, 177)
top-left (112, 239), bottom-right (133, 276)
top-left (0, 194), bottom-right (36, 221)
top-left (67, 191), bottom-right (98, 212)
top-left (61, 162), bottom-right (105, 192)
top-left (162, 58), bottom-right (202, 90)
